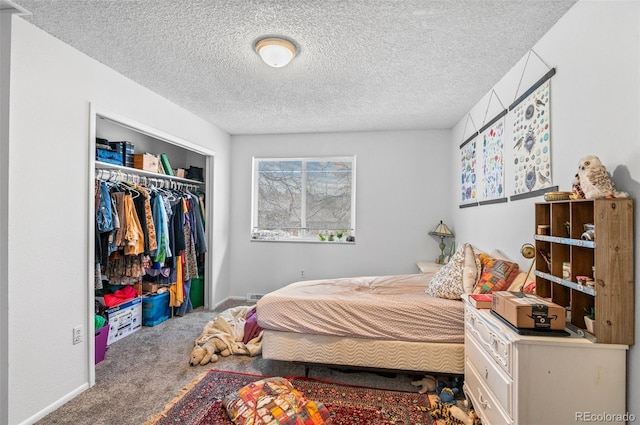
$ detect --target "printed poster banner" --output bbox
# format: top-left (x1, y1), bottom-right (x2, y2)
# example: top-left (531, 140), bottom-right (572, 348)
top-left (460, 135), bottom-right (478, 205)
top-left (511, 80), bottom-right (552, 196)
top-left (480, 117), bottom-right (506, 201)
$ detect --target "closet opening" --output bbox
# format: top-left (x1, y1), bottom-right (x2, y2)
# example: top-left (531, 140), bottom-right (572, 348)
top-left (88, 105), bottom-right (215, 386)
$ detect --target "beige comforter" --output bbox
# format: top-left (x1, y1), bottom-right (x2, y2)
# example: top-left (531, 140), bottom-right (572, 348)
top-left (257, 274), bottom-right (465, 343)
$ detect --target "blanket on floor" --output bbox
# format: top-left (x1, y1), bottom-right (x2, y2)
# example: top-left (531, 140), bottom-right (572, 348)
top-left (190, 306), bottom-right (263, 366)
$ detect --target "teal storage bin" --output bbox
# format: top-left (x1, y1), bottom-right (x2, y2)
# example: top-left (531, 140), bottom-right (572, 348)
top-left (142, 292), bottom-right (171, 326)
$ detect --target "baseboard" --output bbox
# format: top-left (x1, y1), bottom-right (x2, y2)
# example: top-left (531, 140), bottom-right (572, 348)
top-left (211, 295), bottom-right (246, 310)
top-left (18, 382), bottom-right (89, 425)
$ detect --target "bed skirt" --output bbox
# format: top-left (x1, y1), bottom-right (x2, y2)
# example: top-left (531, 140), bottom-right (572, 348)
top-left (261, 330), bottom-right (464, 374)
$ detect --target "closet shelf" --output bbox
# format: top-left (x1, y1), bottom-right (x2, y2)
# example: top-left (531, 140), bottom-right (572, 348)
top-left (95, 161), bottom-right (204, 186)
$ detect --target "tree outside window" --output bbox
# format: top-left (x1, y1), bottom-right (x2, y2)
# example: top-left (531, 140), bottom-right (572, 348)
top-left (251, 156), bottom-right (356, 242)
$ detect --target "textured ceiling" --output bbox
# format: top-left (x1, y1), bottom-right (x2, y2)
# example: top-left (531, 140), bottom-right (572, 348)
top-left (16, 0), bottom-right (576, 135)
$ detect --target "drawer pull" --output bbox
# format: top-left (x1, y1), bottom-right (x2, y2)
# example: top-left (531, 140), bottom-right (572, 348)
top-left (490, 335), bottom-right (498, 351)
top-left (478, 392), bottom-right (489, 409)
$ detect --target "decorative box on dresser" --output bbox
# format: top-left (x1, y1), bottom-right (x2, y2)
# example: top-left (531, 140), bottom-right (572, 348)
top-left (463, 297), bottom-right (628, 425)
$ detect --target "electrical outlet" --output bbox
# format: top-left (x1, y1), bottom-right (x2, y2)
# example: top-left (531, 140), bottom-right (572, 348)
top-left (300, 270), bottom-right (304, 278)
top-left (73, 326), bottom-right (83, 345)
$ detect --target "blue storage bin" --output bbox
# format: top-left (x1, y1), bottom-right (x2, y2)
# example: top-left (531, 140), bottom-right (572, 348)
top-left (142, 292), bottom-right (171, 326)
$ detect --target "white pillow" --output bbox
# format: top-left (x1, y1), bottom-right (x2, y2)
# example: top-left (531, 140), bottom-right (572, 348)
top-left (490, 248), bottom-right (513, 262)
top-left (425, 244), bottom-right (467, 299)
top-left (463, 244), bottom-right (481, 293)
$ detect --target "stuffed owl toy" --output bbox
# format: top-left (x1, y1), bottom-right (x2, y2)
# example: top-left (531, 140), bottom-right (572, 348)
top-left (577, 156), bottom-right (628, 199)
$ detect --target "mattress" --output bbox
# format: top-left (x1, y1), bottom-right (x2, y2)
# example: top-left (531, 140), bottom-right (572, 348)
top-left (261, 330), bottom-right (465, 374)
top-left (257, 274), bottom-right (465, 343)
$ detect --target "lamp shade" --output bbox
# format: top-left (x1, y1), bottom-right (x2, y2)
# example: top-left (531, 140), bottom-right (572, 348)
top-left (428, 220), bottom-right (454, 238)
top-left (255, 38), bottom-right (296, 68)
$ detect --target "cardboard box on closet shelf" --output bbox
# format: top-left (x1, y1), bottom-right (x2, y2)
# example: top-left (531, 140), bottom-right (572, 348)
top-left (142, 282), bottom-right (159, 294)
top-left (133, 153), bottom-right (160, 172)
top-left (492, 292), bottom-right (566, 331)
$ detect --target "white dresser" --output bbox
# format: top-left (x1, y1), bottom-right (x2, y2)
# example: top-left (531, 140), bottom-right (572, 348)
top-left (463, 295), bottom-right (628, 425)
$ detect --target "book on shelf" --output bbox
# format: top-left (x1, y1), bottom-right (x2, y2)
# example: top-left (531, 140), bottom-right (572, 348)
top-left (469, 293), bottom-right (493, 309)
top-left (159, 153), bottom-right (174, 176)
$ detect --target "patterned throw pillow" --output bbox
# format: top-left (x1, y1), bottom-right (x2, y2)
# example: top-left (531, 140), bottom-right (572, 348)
top-left (425, 244), bottom-right (467, 299)
top-left (224, 377), bottom-right (332, 425)
top-left (473, 253), bottom-right (520, 294)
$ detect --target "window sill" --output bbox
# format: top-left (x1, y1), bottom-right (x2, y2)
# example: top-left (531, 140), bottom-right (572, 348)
top-left (250, 239), bottom-right (355, 245)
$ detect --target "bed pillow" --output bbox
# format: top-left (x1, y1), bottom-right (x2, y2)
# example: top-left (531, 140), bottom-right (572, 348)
top-left (489, 248), bottom-right (512, 261)
top-left (425, 244), bottom-right (467, 299)
top-left (473, 253), bottom-right (520, 294)
top-left (463, 244), bottom-right (482, 293)
top-left (224, 377), bottom-right (331, 425)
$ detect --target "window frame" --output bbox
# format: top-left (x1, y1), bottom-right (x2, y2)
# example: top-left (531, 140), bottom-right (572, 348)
top-left (251, 155), bottom-right (357, 243)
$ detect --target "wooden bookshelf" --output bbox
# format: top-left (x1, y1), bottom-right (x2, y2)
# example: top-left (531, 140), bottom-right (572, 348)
top-left (534, 198), bottom-right (634, 345)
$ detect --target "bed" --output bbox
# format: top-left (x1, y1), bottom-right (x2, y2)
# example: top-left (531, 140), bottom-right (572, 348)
top-left (257, 272), bottom-right (466, 374)
top-left (256, 243), bottom-right (529, 375)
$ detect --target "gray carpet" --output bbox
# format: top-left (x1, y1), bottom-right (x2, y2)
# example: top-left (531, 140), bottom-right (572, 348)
top-left (36, 300), bottom-right (429, 425)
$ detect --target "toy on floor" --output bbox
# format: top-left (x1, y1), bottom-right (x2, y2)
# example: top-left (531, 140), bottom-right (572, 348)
top-left (189, 336), bottom-right (230, 366)
top-left (436, 376), bottom-right (461, 403)
top-left (428, 401), bottom-right (482, 425)
top-left (411, 375), bottom-right (438, 394)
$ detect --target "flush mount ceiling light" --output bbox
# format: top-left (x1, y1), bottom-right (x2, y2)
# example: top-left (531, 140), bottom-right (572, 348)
top-left (255, 37), bottom-right (296, 68)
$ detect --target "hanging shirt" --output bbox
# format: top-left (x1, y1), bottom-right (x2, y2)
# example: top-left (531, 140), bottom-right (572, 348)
top-left (96, 181), bottom-right (114, 233)
top-left (151, 190), bottom-right (171, 263)
top-left (123, 194), bottom-right (145, 256)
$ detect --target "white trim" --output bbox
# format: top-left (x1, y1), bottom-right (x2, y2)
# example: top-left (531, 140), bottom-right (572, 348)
top-left (88, 104), bottom-right (97, 386)
top-left (95, 109), bottom-right (216, 157)
top-left (88, 103), bottom-right (216, 383)
top-left (0, 0), bottom-right (31, 15)
top-left (16, 383), bottom-right (89, 425)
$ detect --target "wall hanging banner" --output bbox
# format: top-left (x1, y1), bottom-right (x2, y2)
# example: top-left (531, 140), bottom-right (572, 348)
top-left (510, 79), bottom-right (553, 198)
top-left (478, 110), bottom-right (507, 204)
top-left (460, 133), bottom-right (479, 206)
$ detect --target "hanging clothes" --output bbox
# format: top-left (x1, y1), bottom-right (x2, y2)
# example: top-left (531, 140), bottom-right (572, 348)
top-left (95, 173), bottom-right (207, 312)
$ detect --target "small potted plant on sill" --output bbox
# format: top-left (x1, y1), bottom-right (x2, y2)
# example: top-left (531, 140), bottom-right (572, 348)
top-left (584, 306), bottom-right (595, 334)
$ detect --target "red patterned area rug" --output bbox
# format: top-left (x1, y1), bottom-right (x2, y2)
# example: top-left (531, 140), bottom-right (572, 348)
top-left (146, 369), bottom-right (435, 425)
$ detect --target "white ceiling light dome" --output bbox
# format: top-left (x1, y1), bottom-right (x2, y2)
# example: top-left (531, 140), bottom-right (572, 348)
top-left (255, 37), bottom-right (296, 68)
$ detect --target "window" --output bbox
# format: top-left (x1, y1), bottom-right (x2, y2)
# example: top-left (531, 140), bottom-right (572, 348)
top-left (251, 156), bottom-right (356, 242)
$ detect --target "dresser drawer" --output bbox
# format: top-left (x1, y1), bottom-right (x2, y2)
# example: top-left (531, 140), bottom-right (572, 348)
top-left (466, 308), bottom-right (511, 374)
top-left (465, 360), bottom-right (513, 425)
top-left (465, 332), bottom-right (512, 415)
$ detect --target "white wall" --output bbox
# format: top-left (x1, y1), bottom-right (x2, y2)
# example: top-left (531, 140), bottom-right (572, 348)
top-left (228, 130), bottom-right (452, 297)
top-left (449, 0), bottom-right (639, 411)
top-left (7, 17), bottom-right (231, 425)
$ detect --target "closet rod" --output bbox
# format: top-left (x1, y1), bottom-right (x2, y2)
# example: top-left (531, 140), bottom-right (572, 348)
top-left (95, 168), bottom-right (203, 191)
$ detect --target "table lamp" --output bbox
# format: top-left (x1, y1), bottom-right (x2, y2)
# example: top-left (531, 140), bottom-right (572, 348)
top-left (429, 220), bottom-right (454, 264)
